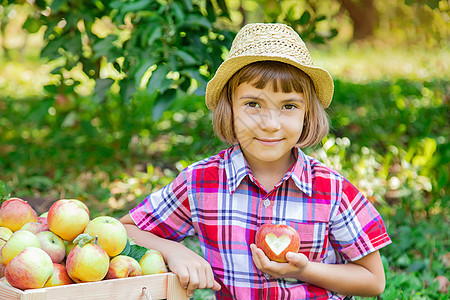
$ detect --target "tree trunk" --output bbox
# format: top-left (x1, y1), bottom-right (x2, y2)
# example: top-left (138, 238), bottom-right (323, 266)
top-left (339, 0), bottom-right (378, 40)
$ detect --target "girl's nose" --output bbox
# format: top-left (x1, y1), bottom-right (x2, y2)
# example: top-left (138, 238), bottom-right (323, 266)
top-left (259, 109), bottom-right (281, 131)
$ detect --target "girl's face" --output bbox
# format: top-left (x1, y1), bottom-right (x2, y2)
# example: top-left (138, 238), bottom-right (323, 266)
top-left (232, 81), bottom-right (306, 170)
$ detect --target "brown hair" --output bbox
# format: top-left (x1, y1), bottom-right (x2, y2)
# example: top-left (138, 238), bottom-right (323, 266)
top-left (212, 61), bottom-right (329, 147)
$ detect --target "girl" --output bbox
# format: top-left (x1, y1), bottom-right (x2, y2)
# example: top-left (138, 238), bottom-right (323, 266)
top-left (120, 23), bottom-right (391, 299)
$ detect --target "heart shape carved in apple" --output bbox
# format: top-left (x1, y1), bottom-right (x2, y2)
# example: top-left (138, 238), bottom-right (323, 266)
top-left (255, 224), bottom-right (300, 263)
top-left (264, 233), bottom-right (291, 255)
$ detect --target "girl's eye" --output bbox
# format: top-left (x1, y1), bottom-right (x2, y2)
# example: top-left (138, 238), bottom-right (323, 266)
top-left (245, 101), bottom-right (260, 108)
top-left (283, 104), bottom-right (297, 110)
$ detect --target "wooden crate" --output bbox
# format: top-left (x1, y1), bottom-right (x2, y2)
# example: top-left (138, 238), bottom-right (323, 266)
top-left (0, 272), bottom-right (188, 300)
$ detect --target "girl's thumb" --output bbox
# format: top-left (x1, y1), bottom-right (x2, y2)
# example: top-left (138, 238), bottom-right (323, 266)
top-left (286, 252), bottom-right (308, 268)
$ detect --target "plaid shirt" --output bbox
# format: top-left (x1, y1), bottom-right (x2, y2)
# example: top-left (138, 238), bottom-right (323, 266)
top-left (130, 145), bottom-right (391, 299)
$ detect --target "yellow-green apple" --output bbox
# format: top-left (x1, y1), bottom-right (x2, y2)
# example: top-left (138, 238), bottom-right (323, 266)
top-left (139, 249), bottom-right (167, 275)
top-left (0, 230), bottom-right (41, 266)
top-left (64, 240), bottom-right (75, 258)
top-left (0, 227), bottom-right (13, 248)
top-left (66, 234), bottom-right (109, 283)
top-left (44, 263), bottom-right (74, 287)
top-left (5, 247), bottom-right (53, 289)
top-left (47, 199), bottom-right (90, 241)
top-left (255, 224), bottom-right (300, 263)
top-left (39, 212), bottom-right (48, 218)
top-left (83, 216), bottom-right (127, 257)
top-left (105, 255), bottom-right (142, 279)
top-left (36, 231), bottom-right (65, 263)
top-left (0, 198), bottom-right (38, 232)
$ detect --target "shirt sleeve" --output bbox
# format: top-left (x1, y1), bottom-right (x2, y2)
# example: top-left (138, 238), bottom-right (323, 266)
top-left (129, 169), bottom-right (195, 242)
top-left (329, 178), bottom-right (391, 262)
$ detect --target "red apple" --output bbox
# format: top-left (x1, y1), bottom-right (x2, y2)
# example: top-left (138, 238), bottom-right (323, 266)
top-left (35, 231), bottom-right (65, 263)
top-left (5, 247), bottom-right (54, 290)
top-left (0, 230), bottom-right (41, 266)
top-left (66, 234), bottom-right (109, 283)
top-left (20, 220), bottom-right (49, 234)
top-left (47, 199), bottom-right (90, 242)
top-left (105, 255), bottom-right (142, 279)
top-left (0, 198), bottom-right (38, 232)
top-left (139, 249), bottom-right (168, 275)
top-left (255, 224), bottom-right (300, 263)
top-left (44, 263), bottom-right (74, 287)
top-left (83, 216), bottom-right (128, 257)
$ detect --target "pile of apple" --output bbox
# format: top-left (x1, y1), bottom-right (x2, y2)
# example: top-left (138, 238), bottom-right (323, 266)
top-left (0, 198), bottom-right (167, 290)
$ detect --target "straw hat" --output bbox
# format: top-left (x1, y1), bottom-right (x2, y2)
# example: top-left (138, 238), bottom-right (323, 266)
top-left (205, 23), bottom-right (334, 110)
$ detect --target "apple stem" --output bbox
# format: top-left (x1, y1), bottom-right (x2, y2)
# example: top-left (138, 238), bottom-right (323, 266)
top-left (94, 235), bottom-right (99, 245)
top-left (0, 237), bottom-right (7, 242)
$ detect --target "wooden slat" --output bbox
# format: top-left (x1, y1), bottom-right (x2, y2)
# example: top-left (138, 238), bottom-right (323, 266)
top-left (0, 273), bottom-right (188, 300)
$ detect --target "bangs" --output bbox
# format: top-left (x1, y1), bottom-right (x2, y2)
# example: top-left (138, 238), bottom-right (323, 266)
top-left (231, 61), bottom-right (308, 94)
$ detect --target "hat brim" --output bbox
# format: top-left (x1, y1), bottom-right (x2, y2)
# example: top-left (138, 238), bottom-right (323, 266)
top-left (205, 55), bottom-right (334, 111)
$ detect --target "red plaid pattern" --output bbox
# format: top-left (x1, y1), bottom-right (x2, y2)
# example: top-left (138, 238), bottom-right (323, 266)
top-left (130, 145), bottom-right (391, 299)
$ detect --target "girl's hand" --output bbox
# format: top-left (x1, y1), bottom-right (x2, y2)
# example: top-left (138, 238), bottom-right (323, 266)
top-left (250, 244), bottom-right (309, 279)
top-left (164, 244), bottom-right (221, 297)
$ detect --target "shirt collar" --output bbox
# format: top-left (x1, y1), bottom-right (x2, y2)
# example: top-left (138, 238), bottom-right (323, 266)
top-left (224, 145), bottom-right (312, 197)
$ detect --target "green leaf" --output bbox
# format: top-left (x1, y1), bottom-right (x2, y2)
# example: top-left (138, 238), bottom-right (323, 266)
top-left (147, 65), bottom-right (169, 94)
top-left (298, 11), bottom-right (311, 25)
top-left (118, 238), bottom-right (131, 256)
top-left (94, 78), bottom-right (114, 103)
top-left (23, 18), bottom-right (42, 34)
top-left (0, 181), bottom-right (6, 201)
top-left (126, 244), bottom-right (149, 262)
top-left (152, 89), bottom-right (177, 120)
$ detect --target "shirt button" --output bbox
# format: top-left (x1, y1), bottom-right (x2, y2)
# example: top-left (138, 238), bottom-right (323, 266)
top-left (263, 199), bottom-right (271, 207)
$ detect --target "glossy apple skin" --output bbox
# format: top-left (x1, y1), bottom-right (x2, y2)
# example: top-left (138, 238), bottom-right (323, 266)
top-left (105, 255), bottom-right (142, 279)
top-left (66, 243), bottom-right (109, 283)
top-left (139, 249), bottom-right (168, 275)
top-left (44, 263), bottom-right (74, 287)
top-left (83, 216), bottom-right (128, 257)
top-left (5, 247), bottom-right (54, 290)
top-left (0, 198), bottom-right (38, 232)
top-left (47, 199), bottom-right (90, 242)
top-left (0, 230), bottom-right (41, 266)
top-left (0, 226), bottom-right (13, 248)
top-left (255, 224), bottom-right (300, 263)
top-left (36, 231), bottom-right (66, 263)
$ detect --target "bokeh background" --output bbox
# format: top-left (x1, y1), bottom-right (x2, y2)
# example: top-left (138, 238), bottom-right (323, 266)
top-left (0, 0), bottom-right (448, 298)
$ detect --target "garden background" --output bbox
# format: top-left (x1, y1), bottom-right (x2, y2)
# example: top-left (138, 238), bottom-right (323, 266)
top-left (0, 0), bottom-right (448, 298)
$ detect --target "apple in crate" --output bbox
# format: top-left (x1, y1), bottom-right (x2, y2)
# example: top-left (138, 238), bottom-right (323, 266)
top-left (5, 247), bottom-right (54, 290)
top-left (66, 233), bottom-right (110, 283)
top-left (47, 199), bottom-right (90, 242)
top-left (0, 198), bottom-right (38, 232)
top-left (0, 230), bottom-right (41, 266)
top-left (36, 231), bottom-right (66, 263)
top-left (84, 216), bottom-right (127, 257)
top-left (0, 226), bottom-right (13, 248)
top-left (139, 249), bottom-right (168, 275)
top-left (44, 263), bottom-right (74, 287)
top-left (21, 218), bottom-right (49, 234)
top-left (105, 255), bottom-right (142, 279)
top-left (255, 224), bottom-right (300, 263)
top-left (64, 240), bottom-right (75, 258)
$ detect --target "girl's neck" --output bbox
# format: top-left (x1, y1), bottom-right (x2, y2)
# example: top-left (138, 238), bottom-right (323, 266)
top-left (244, 149), bottom-right (296, 192)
